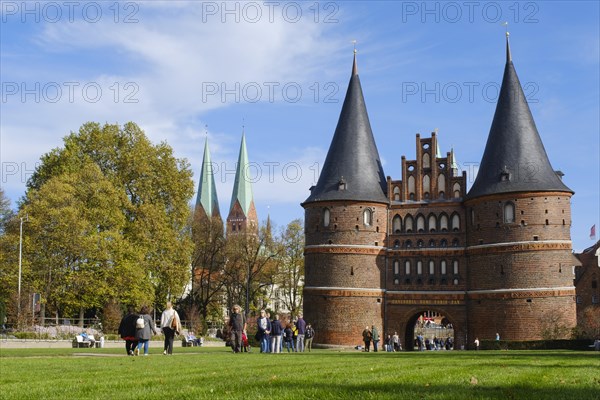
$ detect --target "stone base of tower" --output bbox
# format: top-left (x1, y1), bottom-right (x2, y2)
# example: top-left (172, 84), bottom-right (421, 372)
top-left (467, 290), bottom-right (576, 343)
top-left (304, 289), bottom-right (383, 346)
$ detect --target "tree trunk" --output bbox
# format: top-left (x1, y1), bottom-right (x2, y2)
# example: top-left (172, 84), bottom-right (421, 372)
top-left (79, 308), bottom-right (85, 328)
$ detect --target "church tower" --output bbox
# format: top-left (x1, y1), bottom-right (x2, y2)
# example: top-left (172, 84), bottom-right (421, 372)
top-left (464, 34), bottom-right (577, 341)
top-left (302, 52), bottom-right (389, 344)
top-left (227, 132), bottom-right (258, 235)
top-left (195, 137), bottom-right (221, 220)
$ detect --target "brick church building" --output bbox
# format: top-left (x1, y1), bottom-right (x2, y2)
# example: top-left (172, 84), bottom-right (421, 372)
top-left (302, 35), bottom-right (579, 350)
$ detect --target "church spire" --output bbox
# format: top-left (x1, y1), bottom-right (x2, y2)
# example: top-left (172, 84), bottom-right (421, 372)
top-left (303, 50), bottom-right (388, 205)
top-left (467, 34), bottom-right (572, 199)
top-left (227, 129), bottom-right (258, 234)
top-left (195, 137), bottom-right (220, 219)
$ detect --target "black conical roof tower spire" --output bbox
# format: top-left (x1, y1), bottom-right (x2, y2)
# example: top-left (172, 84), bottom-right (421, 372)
top-left (467, 33), bottom-right (572, 199)
top-left (303, 52), bottom-right (388, 205)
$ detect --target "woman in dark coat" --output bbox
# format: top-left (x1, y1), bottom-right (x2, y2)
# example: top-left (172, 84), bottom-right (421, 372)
top-left (135, 305), bottom-right (157, 356)
top-left (118, 306), bottom-right (139, 355)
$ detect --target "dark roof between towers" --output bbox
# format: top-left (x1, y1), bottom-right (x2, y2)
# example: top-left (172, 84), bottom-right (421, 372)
top-left (302, 53), bottom-right (388, 206)
top-left (466, 35), bottom-right (573, 200)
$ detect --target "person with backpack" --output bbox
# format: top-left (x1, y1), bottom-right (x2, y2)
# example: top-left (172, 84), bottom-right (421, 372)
top-left (160, 301), bottom-right (181, 355)
top-left (283, 324), bottom-right (294, 352)
top-left (135, 305), bottom-right (157, 356)
top-left (304, 323), bottom-right (315, 352)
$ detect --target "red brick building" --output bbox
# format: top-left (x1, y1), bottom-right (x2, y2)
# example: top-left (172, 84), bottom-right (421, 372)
top-left (302, 37), bottom-right (578, 350)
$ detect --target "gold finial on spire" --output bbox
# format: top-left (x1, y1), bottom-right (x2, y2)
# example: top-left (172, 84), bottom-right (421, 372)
top-left (352, 39), bottom-right (357, 54)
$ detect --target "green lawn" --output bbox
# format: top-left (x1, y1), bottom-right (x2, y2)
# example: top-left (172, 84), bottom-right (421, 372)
top-left (1, 347), bottom-right (598, 399)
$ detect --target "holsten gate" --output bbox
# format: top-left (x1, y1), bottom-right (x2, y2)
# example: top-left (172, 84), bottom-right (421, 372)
top-left (302, 37), bottom-right (578, 350)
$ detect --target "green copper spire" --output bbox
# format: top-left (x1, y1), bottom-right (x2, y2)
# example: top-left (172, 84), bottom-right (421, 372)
top-left (230, 132), bottom-right (254, 216)
top-left (195, 137), bottom-right (220, 218)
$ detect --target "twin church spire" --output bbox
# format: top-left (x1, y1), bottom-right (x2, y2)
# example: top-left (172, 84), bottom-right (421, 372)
top-left (195, 130), bottom-right (258, 234)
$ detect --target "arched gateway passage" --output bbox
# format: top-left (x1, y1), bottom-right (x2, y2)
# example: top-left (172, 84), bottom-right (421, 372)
top-left (404, 310), bottom-right (455, 351)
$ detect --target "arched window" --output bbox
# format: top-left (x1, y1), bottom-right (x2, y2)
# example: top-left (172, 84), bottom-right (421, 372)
top-left (429, 260), bottom-right (435, 275)
top-left (440, 239), bottom-right (448, 247)
top-left (428, 239), bottom-right (436, 247)
top-left (451, 213), bottom-right (460, 231)
top-left (423, 152), bottom-right (430, 168)
top-left (408, 176), bottom-right (415, 199)
top-left (405, 260), bottom-right (411, 275)
top-left (440, 214), bottom-right (449, 231)
top-left (405, 215), bottom-right (414, 233)
top-left (453, 183), bottom-right (461, 198)
top-left (423, 175), bottom-right (431, 197)
top-left (394, 260), bottom-right (400, 275)
top-left (393, 186), bottom-right (400, 201)
top-left (452, 238), bottom-right (459, 247)
top-left (428, 214), bottom-right (437, 232)
top-left (417, 239), bottom-right (424, 248)
top-left (323, 208), bottom-right (330, 227)
top-left (416, 215), bottom-right (425, 232)
top-left (441, 260), bottom-right (447, 275)
top-left (504, 202), bottom-right (515, 223)
top-left (363, 208), bottom-right (372, 226)
top-left (405, 240), bottom-right (412, 248)
top-left (392, 214), bottom-right (402, 233)
top-left (417, 261), bottom-right (423, 275)
top-left (453, 260), bottom-right (459, 275)
top-left (437, 174), bottom-right (446, 197)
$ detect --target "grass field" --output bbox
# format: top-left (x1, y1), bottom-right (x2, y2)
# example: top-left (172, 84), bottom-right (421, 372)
top-left (1, 346), bottom-right (599, 399)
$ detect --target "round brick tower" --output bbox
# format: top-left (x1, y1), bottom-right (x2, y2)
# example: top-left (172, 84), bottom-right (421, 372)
top-left (302, 53), bottom-right (389, 346)
top-left (464, 35), bottom-right (577, 342)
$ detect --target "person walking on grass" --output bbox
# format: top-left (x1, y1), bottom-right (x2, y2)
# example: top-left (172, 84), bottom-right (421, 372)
top-left (270, 314), bottom-right (283, 354)
top-left (295, 314), bottom-right (306, 352)
top-left (160, 301), bottom-right (181, 355)
top-left (257, 309), bottom-right (271, 353)
top-left (362, 326), bottom-right (372, 352)
top-left (304, 323), bottom-right (315, 352)
top-left (118, 307), bottom-right (138, 356)
top-left (228, 304), bottom-right (246, 353)
top-left (371, 325), bottom-right (380, 352)
top-left (135, 305), bottom-right (157, 356)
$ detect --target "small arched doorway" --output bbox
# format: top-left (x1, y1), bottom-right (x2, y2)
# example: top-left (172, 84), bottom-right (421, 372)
top-left (404, 310), bottom-right (455, 351)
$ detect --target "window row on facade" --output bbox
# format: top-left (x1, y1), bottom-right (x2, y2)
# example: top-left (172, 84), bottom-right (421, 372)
top-left (322, 208), bottom-right (374, 228)
top-left (391, 212), bottom-right (461, 234)
top-left (392, 259), bottom-right (459, 276)
top-left (391, 238), bottom-right (461, 248)
top-left (392, 176), bottom-right (462, 201)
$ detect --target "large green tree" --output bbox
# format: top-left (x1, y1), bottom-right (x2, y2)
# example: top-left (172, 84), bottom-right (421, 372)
top-left (190, 212), bottom-right (227, 328)
top-left (22, 122), bottom-right (194, 318)
top-left (273, 219), bottom-right (304, 317)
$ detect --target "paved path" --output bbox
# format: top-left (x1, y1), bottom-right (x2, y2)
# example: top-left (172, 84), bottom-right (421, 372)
top-left (0, 339), bottom-right (224, 349)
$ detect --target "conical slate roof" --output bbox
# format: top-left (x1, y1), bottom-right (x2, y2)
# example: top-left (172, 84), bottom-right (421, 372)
top-left (467, 36), bottom-right (572, 199)
top-left (303, 54), bottom-right (388, 205)
top-left (195, 137), bottom-right (220, 218)
top-left (230, 132), bottom-right (255, 215)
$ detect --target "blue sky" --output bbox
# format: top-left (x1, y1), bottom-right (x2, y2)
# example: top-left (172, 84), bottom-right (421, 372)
top-left (1, 1), bottom-right (598, 251)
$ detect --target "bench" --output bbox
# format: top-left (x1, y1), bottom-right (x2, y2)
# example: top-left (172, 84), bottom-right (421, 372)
top-left (72, 335), bottom-right (92, 348)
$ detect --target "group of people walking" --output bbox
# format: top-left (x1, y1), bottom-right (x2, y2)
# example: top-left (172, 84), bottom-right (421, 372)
top-left (227, 305), bottom-right (315, 354)
top-left (118, 302), bottom-right (181, 356)
top-left (362, 326), bottom-right (402, 352)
